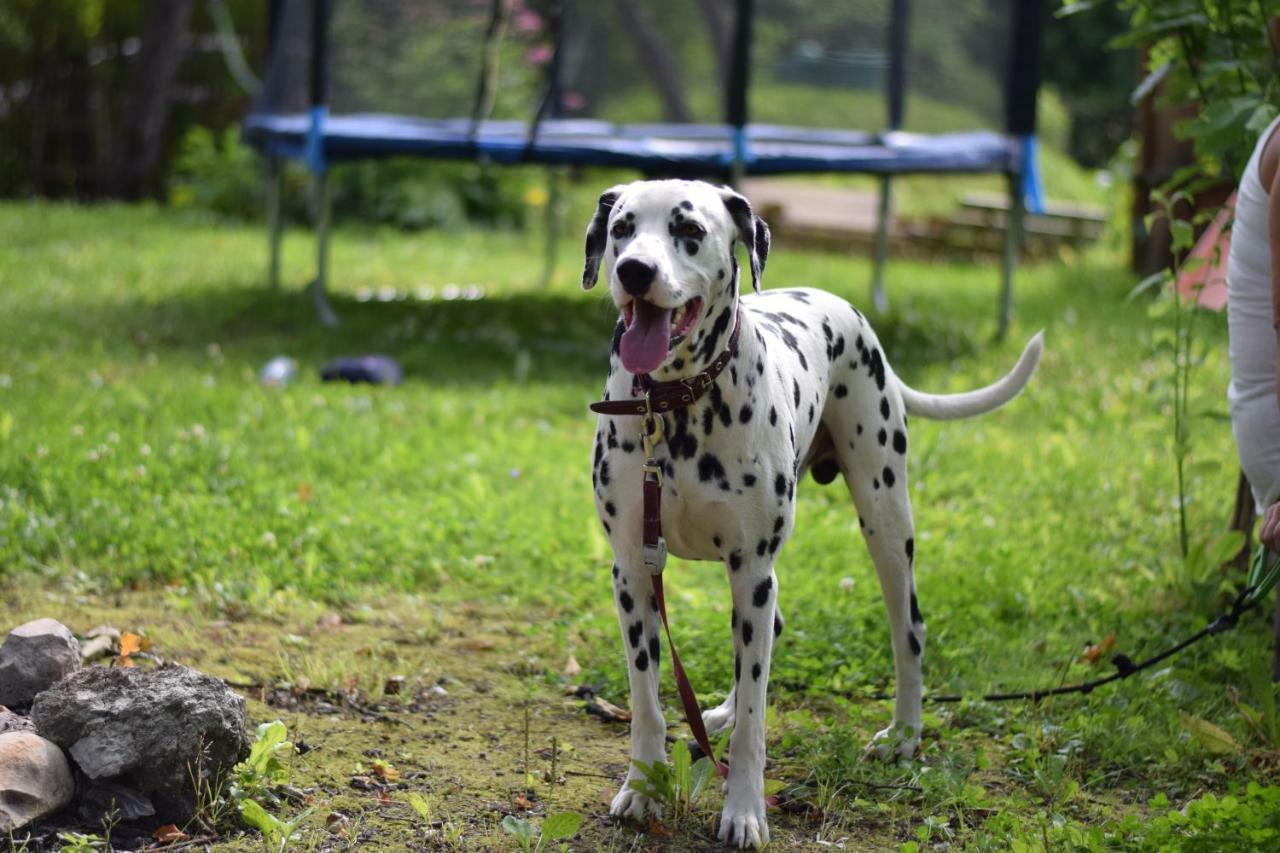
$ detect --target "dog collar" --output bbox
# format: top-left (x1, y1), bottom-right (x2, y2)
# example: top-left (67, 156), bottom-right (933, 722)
top-left (588, 307), bottom-right (742, 416)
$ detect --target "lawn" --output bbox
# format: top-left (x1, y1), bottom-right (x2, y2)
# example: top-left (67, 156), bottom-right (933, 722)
top-left (1, 200), bottom-right (1278, 851)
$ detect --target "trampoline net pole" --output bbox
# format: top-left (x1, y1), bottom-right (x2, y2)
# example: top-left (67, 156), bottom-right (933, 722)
top-left (999, 170), bottom-right (1023, 339)
top-left (727, 0), bottom-right (752, 188)
top-left (872, 0), bottom-right (910, 313)
top-left (266, 156), bottom-right (282, 292)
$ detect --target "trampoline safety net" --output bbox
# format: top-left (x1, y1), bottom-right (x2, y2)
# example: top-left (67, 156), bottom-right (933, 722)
top-left (245, 0), bottom-right (1043, 179)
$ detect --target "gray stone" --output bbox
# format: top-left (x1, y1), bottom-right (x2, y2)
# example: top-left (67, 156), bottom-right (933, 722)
top-left (0, 731), bottom-right (74, 832)
top-left (31, 664), bottom-right (249, 822)
top-left (0, 619), bottom-right (81, 707)
top-left (0, 707), bottom-right (34, 735)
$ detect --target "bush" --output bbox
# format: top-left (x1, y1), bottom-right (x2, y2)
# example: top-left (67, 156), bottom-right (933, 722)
top-left (167, 124), bottom-right (539, 231)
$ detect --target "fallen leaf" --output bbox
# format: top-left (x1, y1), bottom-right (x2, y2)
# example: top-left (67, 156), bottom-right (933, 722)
top-left (1179, 711), bottom-right (1242, 755)
top-left (117, 631), bottom-right (147, 667)
top-left (514, 792), bottom-right (534, 810)
top-left (371, 760), bottom-right (401, 782)
top-left (153, 824), bottom-right (187, 844)
top-left (563, 655), bottom-right (581, 678)
top-left (297, 482), bottom-right (313, 502)
top-left (647, 816), bottom-right (673, 837)
top-left (1081, 632), bottom-right (1116, 664)
top-left (376, 788), bottom-right (394, 806)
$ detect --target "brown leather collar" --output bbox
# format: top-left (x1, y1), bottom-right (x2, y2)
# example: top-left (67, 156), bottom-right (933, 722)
top-left (589, 307), bottom-right (742, 416)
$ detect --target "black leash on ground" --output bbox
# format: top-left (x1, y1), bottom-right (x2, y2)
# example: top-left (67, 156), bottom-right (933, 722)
top-left (868, 546), bottom-right (1280, 705)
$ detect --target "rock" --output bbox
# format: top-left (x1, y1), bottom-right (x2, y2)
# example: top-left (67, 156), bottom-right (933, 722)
top-left (0, 618), bottom-right (81, 707)
top-left (31, 664), bottom-right (249, 822)
top-left (0, 731), bottom-right (74, 832)
top-left (79, 626), bottom-right (121, 663)
top-left (0, 706), bottom-right (34, 735)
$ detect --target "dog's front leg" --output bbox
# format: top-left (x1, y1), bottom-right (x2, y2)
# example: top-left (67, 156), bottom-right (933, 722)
top-left (608, 556), bottom-right (667, 820)
top-left (718, 562), bottom-right (777, 849)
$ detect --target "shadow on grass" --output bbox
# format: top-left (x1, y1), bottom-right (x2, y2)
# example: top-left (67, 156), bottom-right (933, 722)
top-left (18, 281), bottom-right (980, 387)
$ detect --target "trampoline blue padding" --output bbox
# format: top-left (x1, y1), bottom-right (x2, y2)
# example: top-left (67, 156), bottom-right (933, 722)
top-left (242, 113), bottom-right (1019, 177)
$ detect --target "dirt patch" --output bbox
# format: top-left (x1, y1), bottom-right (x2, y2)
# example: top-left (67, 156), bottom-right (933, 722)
top-left (0, 587), bottom-right (881, 850)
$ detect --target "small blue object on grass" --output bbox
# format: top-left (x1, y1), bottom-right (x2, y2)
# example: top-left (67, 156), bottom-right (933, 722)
top-left (320, 355), bottom-right (403, 386)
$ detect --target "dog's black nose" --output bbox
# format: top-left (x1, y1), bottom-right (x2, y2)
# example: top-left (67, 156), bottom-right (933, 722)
top-left (616, 259), bottom-right (656, 296)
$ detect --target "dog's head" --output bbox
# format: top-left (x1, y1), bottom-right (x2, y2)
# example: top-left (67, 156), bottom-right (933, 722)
top-left (582, 180), bottom-right (769, 376)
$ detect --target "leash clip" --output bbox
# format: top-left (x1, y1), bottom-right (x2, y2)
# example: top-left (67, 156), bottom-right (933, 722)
top-left (640, 394), bottom-right (666, 461)
top-left (643, 537), bottom-right (667, 573)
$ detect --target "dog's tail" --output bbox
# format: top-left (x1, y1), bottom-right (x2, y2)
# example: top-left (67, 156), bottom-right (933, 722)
top-left (897, 331), bottom-right (1043, 421)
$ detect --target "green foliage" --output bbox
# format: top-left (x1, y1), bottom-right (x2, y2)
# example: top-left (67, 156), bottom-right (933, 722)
top-left (230, 720), bottom-right (297, 802)
top-left (500, 812), bottom-right (583, 853)
top-left (629, 739), bottom-right (717, 821)
top-left (238, 799), bottom-right (312, 853)
top-left (1076, 0), bottom-right (1280, 182)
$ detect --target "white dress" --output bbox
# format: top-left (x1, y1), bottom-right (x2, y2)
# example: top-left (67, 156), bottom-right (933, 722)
top-left (1227, 114), bottom-right (1280, 513)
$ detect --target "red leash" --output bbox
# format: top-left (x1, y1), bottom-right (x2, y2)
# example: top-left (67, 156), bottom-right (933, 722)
top-left (589, 311), bottom-right (742, 778)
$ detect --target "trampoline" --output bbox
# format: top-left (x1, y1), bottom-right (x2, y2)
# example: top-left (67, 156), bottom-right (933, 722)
top-left (246, 0), bottom-right (1047, 330)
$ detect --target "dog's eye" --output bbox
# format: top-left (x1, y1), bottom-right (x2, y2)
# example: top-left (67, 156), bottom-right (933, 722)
top-left (610, 221), bottom-right (630, 240)
top-left (676, 221), bottom-right (705, 239)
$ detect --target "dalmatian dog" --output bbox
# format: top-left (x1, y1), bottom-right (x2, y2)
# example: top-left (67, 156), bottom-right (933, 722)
top-left (585, 179), bottom-right (1042, 849)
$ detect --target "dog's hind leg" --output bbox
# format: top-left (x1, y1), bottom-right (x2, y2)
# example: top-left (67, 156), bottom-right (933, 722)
top-left (607, 555), bottom-right (669, 820)
top-left (702, 603), bottom-right (784, 739)
top-left (828, 383), bottom-right (926, 758)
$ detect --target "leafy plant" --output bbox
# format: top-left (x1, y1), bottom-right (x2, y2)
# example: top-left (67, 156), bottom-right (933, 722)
top-left (499, 812), bottom-right (584, 853)
top-left (629, 738), bottom-right (716, 821)
top-left (230, 720), bottom-right (297, 802)
top-left (238, 798), bottom-right (312, 852)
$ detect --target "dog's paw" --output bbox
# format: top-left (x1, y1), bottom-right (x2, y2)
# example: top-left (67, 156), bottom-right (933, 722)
top-left (717, 796), bottom-right (769, 849)
top-left (864, 723), bottom-right (920, 760)
top-left (609, 783), bottom-right (661, 822)
top-left (702, 700), bottom-right (736, 737)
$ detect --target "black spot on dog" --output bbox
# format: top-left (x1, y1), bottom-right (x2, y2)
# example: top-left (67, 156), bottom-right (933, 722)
top-left (743, 473), bottom-right (757, 487)
top-left (877, 428), bottom-right (887, 446)
top-left (873, 478), bottom-right (880, 489)
top-left (769, 406), bottom-right (778, 426)
top-left (698, 453), bottom-right (726, 483)
top-left (910, 591), bottom-right (923, 624)
top-left (620, 440), bottom-right (636, 453)
top-left (619, 591), bottom-right (634, 613)
top-left (808, 403), bottom-right (815, 423)
top-left (738, 404), bottom-right (753, 424)
top-left (713, 534), bottom-right (722, 549)
top-left (856, 423), bottom-right (863, 435)
top-left (635, 649), bottom-right (649, 670)
top-left (893, 429), bottom-right (907, 454)
top-left (649, 635), bottom-right (660, 665)
top-left (868, 349), bottom-right (886, 391)
top-left (611, 320), bottom-right (624, 355)
top-left (882, 466), bottom-right (895, 487)
top-left (612, 565), bottom-right (619, 579)
top-left (629, 620), bottom-right (643, 648)
top-left (834, 384), bottom-right (847, 398)
top-left (768, 535), bottom-right (780, 554)
top-left (773, 517), bottom-right (784, 533)
top-left (734, 653), bottom-right (741, 683)
top-left (718, 268), bottom-right (726, 280)
top-left (742, 620), bottom-right (754, 646)
top-left (751, 662), bottom-right (762, 682)
top-left (604, 501), bottom-right (616, 517)
top-left (905, 537), bottom-right (914, 562)
top-left (602, 521), bottom-right (611, 534)
top-left (773, 612), bottom-right (783, 637)
top-left (649, 593), bottom-right (659, 613)
top-left (730, 551), bottom-right (743, 571)
top-left (792, 379), bottom-right (801, 407)
top-left (599, 460), bottom-right (611, 486)
top-left (685, 240), bottom-right (699, 255)
top-left (774, 474), bottom-right (787, 496)
top-left (908, 631), bottom-right (921, 655)
top-left (753, 577), bottom-right (773, 607)
top-left (756, 538), bottom-right (768, 557)
top-left (880, 397), bottom-right (890, 420)
top-left (680, 199), bottom-right (693, 210)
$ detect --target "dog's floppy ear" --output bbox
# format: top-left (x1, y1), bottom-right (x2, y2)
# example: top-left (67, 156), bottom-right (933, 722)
top-left (582, 184), bottom-right (629, 290)
top-left (720, 188), bottom-right (770, 293)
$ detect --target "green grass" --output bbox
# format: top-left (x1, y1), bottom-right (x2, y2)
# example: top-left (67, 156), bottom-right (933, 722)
top-left (1, 200), bottom-right (1278, 850)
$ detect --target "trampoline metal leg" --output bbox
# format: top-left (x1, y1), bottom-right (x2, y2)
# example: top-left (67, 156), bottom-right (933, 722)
top-left (871, 175), bottom-right (892, 314)
top-left (539, 166), bottom-right (562, 289)
top-left (311, 170), bottom-right (338, 328)
top-left (266, 156), bottom-right (283, 292)
top-left (998, 172), bottom-right (1024, 339)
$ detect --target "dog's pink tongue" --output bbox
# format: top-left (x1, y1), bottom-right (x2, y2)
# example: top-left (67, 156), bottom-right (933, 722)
top-left (620, 301), bottom-right (672, 375)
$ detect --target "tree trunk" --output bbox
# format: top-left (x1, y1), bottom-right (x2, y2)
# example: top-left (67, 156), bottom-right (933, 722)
top-left (612, 0), bottom-right (692, 123)
top-left (111, 0), bottom-right (196, 199)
